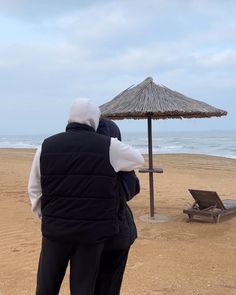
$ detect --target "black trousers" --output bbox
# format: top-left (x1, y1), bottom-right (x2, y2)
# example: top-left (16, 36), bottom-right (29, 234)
top-left (94, 247), bottom-right (130, 295)
top-left (36, 237), bottom-right (130, 295)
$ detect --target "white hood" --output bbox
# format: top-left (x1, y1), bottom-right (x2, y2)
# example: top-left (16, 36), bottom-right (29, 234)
top-left (68, 98), bottom-right (101, 130)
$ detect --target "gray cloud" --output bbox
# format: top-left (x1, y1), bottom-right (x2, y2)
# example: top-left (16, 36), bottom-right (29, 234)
top-left (0, 0), bottom-right (235, 134)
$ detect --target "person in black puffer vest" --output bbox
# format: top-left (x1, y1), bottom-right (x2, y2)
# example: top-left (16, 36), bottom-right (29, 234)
top-left (28, 98), bottom-right (144, 295)
top-left (95, 119), bottom-right (140, 295)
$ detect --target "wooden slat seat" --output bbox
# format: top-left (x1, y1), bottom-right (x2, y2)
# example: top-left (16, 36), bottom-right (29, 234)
top-left (183, 189), bottom-right (236, 223)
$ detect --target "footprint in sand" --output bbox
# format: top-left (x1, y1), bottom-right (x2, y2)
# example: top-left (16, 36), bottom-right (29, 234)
top-left (128, 261), bottom-right (144, 269)
top-left (139, 228), bottom-right (161, 239)
top-left (145, 289), bottom-right (171, 295)
top-left (12, 248), bottom-right (21, 252)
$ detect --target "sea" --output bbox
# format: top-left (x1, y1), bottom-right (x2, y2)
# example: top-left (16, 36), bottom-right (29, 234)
top-left (0, 130), bottom-right (236, 159)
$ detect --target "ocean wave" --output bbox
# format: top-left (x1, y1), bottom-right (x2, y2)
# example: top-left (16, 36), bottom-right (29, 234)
top-left (1, 131), bottom-right (235, 159)
top-left (0, 141), bottom-right (38, 149)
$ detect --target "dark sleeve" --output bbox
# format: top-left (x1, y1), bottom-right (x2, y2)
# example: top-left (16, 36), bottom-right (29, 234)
top-left (118, 170), bottom-right (140, 201)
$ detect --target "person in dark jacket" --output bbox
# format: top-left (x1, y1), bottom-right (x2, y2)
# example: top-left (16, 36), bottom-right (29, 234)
top-left (28, 99), bottom-right (144, 295)
top-left (95, 118), bottom-right (140, 295)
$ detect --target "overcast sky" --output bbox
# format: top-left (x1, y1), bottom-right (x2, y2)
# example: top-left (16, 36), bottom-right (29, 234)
top-left (0, 0), bottom-right (235, 135)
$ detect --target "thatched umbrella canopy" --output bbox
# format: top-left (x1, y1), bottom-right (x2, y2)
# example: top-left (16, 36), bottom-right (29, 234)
top-left (101, 77), bottom-right (227, 119)
top-left (100, 77), bottom-right (227, 219)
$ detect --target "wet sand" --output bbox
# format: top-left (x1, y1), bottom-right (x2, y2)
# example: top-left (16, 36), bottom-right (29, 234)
top-left (1, 149), bottom-right (236, 295)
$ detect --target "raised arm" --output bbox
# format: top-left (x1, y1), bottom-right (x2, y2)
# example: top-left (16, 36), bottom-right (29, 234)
top-left (109, 138), bottom-right (144, 172)
top-left (28, 145), bottom-right (42, 219)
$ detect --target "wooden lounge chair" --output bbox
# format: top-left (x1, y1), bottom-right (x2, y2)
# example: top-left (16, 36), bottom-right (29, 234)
top-left (183, 189), bottom-right (236, 223)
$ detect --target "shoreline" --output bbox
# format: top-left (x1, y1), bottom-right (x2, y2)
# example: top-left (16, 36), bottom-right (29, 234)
top-left (0, 147), bottom-right (235, 161)
top-left (1, 129), bottom-right (235, 160)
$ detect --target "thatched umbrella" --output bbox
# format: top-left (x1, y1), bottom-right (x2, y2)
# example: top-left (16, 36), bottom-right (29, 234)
top-left (100, 77), bottom-right (227, 219)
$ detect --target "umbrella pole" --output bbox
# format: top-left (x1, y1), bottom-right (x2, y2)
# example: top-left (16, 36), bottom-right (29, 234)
top-left (147, 114), bottom-right (155, 218)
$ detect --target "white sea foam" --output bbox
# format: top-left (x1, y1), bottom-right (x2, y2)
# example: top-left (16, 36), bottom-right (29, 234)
top-left (0, 131), bottom-right (236, 159)
top-left (122, 130), bottom-right (236, 159)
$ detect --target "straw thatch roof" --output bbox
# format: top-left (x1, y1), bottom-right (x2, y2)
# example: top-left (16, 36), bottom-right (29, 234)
top-left (100, 77), bottom-right (227, 120)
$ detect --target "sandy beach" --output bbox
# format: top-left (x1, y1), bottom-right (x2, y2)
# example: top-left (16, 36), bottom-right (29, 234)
top-left (1, 149), bottom-right (236, 295)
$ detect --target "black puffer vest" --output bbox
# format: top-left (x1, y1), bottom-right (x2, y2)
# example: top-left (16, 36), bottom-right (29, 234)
top-left (40, 123), bottom-right (119, 244)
